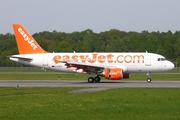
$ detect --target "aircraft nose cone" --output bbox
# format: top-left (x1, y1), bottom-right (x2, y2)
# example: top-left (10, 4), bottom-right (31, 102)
top-left (168, 62), bottom-right (175, 70)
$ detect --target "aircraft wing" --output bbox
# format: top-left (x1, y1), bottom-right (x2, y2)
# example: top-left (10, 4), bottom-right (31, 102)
top-left (61, 61), bottom-right (128, 73)
top-left (62, 61), bottom-right (104, 68)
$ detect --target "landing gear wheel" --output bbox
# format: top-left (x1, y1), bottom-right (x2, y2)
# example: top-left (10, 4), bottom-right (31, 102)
top-left (147, 78), bottom-right (151, 83)
top-left (146, 72), bottom-right (151, 83)
top-left (88, 77), bottom-right (95, 83)
top-left (94, 76), bottom-right (101, 83)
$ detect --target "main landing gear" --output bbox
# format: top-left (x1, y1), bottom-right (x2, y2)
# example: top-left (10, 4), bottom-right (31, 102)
top-left (88, 76), bottom-right (101, 83)
top-left (146, 72), bottom-right (151, 83)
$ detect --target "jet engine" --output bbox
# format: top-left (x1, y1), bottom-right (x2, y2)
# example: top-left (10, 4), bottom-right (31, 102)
top-left (103, 68), bottom-right (130, 80)
top-left (103, 68), bottom-right (123, 80)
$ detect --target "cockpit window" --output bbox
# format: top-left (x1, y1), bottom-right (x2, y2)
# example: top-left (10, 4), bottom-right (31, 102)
top-left (158, 58), bottom-right (167, 61)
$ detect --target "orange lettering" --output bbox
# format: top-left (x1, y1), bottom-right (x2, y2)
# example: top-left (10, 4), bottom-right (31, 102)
top-left (87, 53), bottom-right (98, 63)
top-left (98, 55), bottom-right (106, 63)
top-left (133, 55), bottom-right (144, 63)
top-left (52, 54), bottom-right (144, 65)
top-left (107, 54), bottom-right (114, 63)
top-left (53, 55), bottom-right (61, 64)
top-left (124, 55), bottom-right (132, 63)
top-left (62, 55), bottom-right (70, 62)
top-left (72, 55), bottom-right (78, 62)
top-left (79, 55), bottom-right (89, 62)
top-left (116, 55), bottom-right (124, 63)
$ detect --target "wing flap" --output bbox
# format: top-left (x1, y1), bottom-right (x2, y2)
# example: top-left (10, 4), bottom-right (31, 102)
top-left (63, 61), bottom-right (104, 68)
top-left (61, 61), bottom-right (128, 73)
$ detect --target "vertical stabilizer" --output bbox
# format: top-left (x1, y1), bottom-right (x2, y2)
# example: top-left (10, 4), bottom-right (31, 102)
top-left (12, 24), bottom-right (47, 54)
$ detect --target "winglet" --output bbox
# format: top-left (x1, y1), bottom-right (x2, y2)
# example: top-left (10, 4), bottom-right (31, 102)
top-left (12, 24), bottom-right (47, 54)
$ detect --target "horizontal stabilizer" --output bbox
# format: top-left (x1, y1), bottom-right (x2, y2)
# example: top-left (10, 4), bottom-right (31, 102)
top-left (9, 55), bottom-right (33, 61)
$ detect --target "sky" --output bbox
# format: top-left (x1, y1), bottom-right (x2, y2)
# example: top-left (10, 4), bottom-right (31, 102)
top-left (0, 0), bottom-right (180, 34)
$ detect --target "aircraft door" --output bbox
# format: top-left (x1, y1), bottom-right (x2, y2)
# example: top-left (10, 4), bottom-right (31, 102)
top-left (43, 55), bottom-right (48, 66)
top-left (145, 55), bottom-right (151, 66)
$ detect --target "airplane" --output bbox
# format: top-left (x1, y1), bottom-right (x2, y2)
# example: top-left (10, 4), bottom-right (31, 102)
top-left (9, 24), bottom-right (175, 83)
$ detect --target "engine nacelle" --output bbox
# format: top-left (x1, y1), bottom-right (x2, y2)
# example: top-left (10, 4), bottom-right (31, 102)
top-left (103, 68), bottom-right (123, 80)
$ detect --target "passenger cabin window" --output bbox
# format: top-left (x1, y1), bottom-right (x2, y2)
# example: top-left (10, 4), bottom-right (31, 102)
top-left (158, 58), bottom-right (167, 61)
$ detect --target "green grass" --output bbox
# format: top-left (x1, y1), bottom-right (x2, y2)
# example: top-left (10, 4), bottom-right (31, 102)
top-left (0, 72), bottom-right (90, 80)
top-left (0, 87), bottom-right (180, 120)
top-left (0, 68), bottom-right (180, 80)
top-left (0, 67), bottom-right (46, 72)
top-left (129, 73), bottom-right (180, 80)
top-left (0, 72), bottom-right (180, 80)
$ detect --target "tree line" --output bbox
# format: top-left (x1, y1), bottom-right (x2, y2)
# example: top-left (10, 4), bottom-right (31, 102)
top-left (0, 29), bottom-right (180, 67)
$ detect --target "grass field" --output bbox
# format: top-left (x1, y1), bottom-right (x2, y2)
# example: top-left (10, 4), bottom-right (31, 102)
top-left (0, 68), bottom-right (180, 119)
top-left (0, 71), bottom-right (180, 80)
top-left (0, 87), bottom-right (180, 120)
top-left (0, 67), bottom-right (180, 80)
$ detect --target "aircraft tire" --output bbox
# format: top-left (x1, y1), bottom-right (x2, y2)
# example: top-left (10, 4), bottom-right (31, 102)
top-left (88, 77), bottom-right (95, 83)
top-left (147, 78), bottom-right (151, 83)
top-left (94, 76), bottom-right (101, 82)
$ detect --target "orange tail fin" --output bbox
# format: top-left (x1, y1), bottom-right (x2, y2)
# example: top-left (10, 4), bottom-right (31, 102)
top-left (12, 24), bottom-right (47, 54)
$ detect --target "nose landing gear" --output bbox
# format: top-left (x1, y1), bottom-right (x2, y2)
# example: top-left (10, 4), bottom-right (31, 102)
top-left (147, 78), bottom-right (151, 83)
top-left (146, 72), bottom-right (151, 83)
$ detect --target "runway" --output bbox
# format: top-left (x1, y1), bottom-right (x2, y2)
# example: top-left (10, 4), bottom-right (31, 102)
top-left (0, 80), bottom-right (180, 93)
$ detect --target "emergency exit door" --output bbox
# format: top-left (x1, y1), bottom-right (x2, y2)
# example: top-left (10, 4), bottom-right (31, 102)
top-left (43, 55), bottom-right (48, 66)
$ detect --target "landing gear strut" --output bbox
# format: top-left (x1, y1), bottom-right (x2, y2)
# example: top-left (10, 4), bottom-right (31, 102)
top-left (146, 72), bottom-right (151, 83)
top-left (88, 76), bottom-right (101, 83)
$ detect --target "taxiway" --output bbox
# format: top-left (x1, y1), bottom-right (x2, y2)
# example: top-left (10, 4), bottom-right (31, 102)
top-left (0, 80), bottom-right (179, 93)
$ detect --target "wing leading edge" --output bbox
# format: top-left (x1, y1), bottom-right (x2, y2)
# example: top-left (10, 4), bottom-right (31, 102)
top-left (61, 61), bottom-right (128, 73)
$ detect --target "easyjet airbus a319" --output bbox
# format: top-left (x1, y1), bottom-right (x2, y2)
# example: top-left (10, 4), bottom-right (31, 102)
top-left (9, 24), bottom-right (174, 83)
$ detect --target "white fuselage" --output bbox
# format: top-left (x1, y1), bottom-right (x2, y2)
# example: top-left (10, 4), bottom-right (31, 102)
top-left (10, 52), bottom-right (174, 74)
